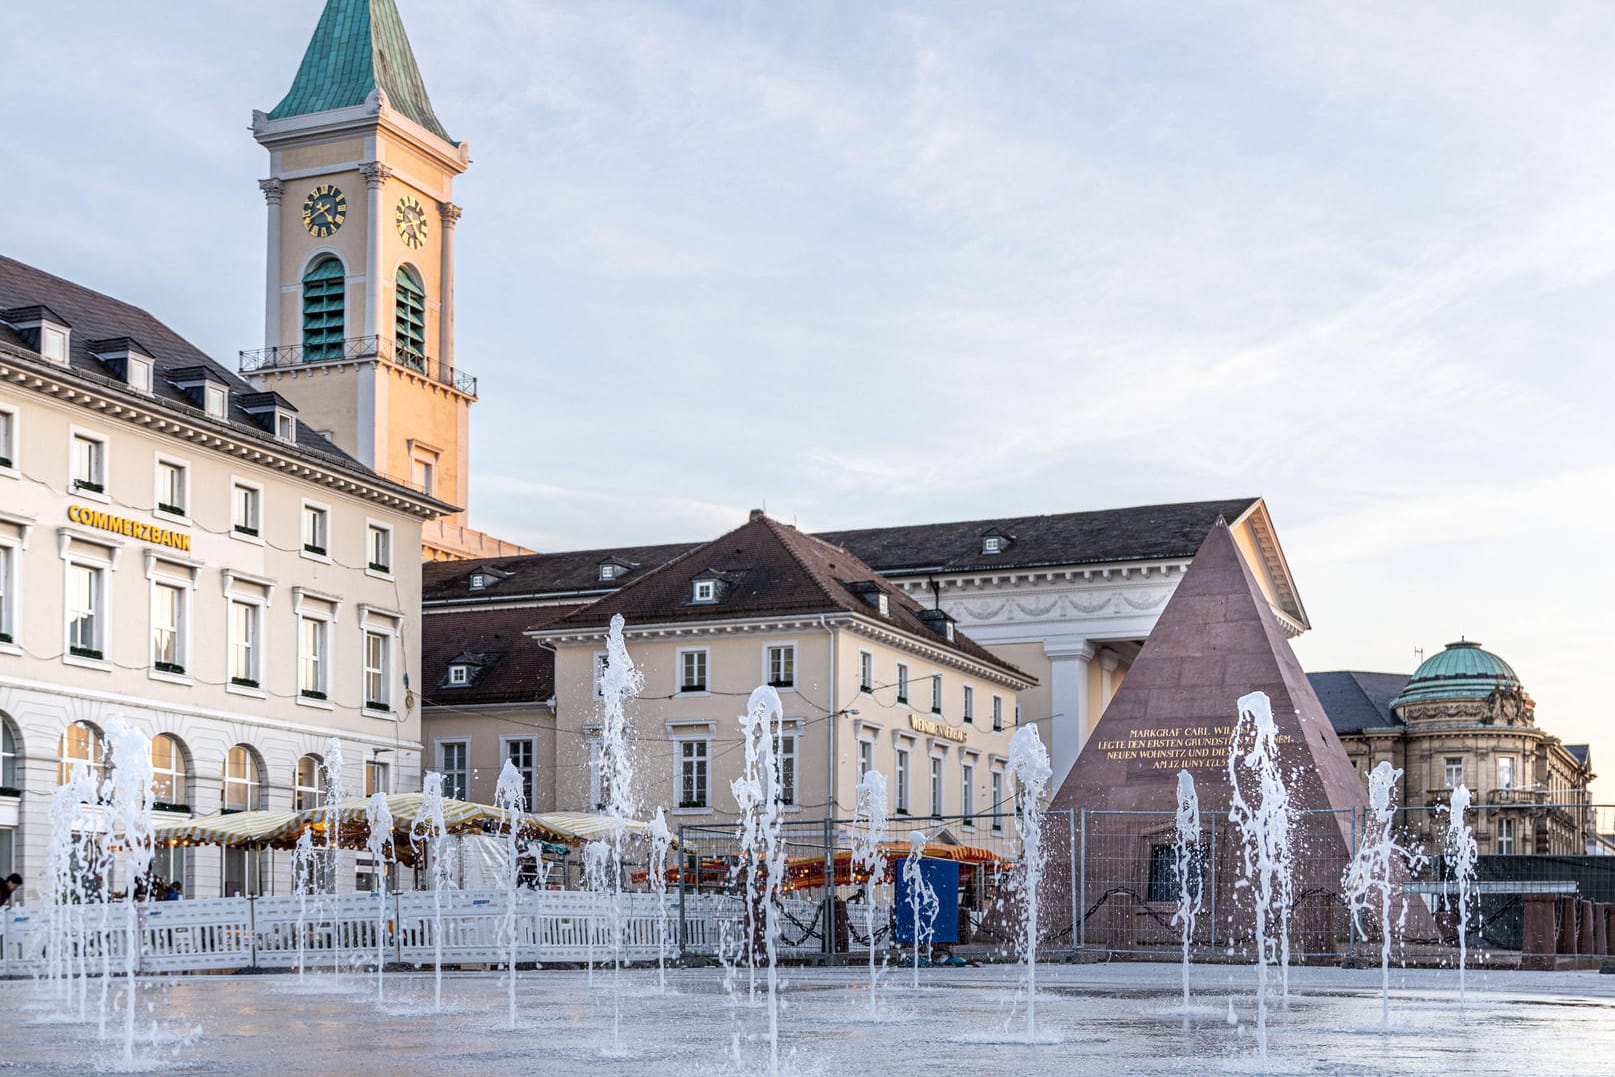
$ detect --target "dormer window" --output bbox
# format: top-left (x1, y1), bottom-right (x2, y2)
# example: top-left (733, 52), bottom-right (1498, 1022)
top-left (276, 413), bottom-right (296, 442)
top-left (204, 385), bottom-right (227, 419)
top-left (692, 579), bottom-right (718, 603)
top-left (240, 391), bottom-right (299, 444)
top-left (599, 564), bottom-right (617, 581)
top-left (4, 306), bottom-right (73, 366)
top-left (448, 664), bottom-right (469, 686)
top-left (878, 593), bottom-right (890, 616)
top-left (469, 572), bottom-right (488, 591)
top-left (982, 536), bottom-right (1002, 554)
top-left (87, 338), bottom-right (155, 393)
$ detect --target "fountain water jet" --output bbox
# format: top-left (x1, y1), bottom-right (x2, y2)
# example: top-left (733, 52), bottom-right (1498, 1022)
top-left (492, 760), bottom-right (526, 1029)
top-left (1172, 769), bottom-right (1202, 1015)
top-left (364, 792), bottom-right (395, 1003)
top-left (100, 717), bottom-right (156, 1068)
top-left (319, 740), bottom-right (348, 981)
top-left (596, 613), bottom-right (644, 1052)
top-left (1343, 759), bottom-right (1427, 1028)
top-left (851, 770), bottom-right (888, 1014)
top-left (1227, 690), bottom-right (1296, 1068)
top-left (42, 763), bottom-right (96, 1008)
top-left (648, 808), bottom-right (673, 993)
top-left (292, 830), bottom-right (315, 983)
top-left (410, 771), bottom-right (451, 1011)
top-left (1441, 783), bottom-right (1478, 1007)
top-left (1006, 724), bottom-right (1052, 1042)
top-left (732, 686), bottom-right (787, 1074)
top-left (901, 831), bottom-right (938, 991)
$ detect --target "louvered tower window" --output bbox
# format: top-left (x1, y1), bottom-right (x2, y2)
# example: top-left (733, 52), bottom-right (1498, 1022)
top-left (301, 257), bottom-right (345, 362)
top-left (395, 266), bottom-right (427, 371)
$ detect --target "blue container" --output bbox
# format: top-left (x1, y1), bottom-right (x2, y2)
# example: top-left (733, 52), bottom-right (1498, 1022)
top-left (895, 857), bottom-right (960, 944)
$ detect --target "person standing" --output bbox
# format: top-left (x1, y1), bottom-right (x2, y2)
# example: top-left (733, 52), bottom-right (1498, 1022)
top-left (0, 872), bottom-right (22, 906)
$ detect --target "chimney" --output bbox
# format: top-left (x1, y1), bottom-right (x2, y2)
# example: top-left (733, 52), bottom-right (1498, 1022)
top-left (749, 508), bottom-right (765, 522)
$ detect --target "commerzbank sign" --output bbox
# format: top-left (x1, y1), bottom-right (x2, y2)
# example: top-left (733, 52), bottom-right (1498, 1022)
top-left (909, 714), bottom-right (968, 743)
top-left (67, 505), bottom-right (192, 552)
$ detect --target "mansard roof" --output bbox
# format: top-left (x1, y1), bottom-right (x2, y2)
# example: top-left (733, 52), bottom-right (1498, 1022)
top-left (1306, 671), bottom-right (1410, 735)
top-left (269, 0), bottom-right (454, 144)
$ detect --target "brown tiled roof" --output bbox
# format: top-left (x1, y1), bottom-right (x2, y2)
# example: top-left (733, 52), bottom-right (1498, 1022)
top-left (420, 603), bottom-right (583, 707)
top-left (819, 498), bottom-right (1261, 575)
top-left (422, 499), bottom-right (1258, 605)
top-left (542, 515), bottom-right (1031, 682)
top-left (0, 256), bottom-right (451, 512)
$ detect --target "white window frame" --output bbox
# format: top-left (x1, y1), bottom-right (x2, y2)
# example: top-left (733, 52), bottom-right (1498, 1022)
top-left (894, 743), bottom-right (912, 816)
top-left (598, 562), bottom-right (617, 581)
top-left (69, 427), bottom-right (109, 501)
top-left (225, 595), bottom-right (266, 697)
top-left (896, 663), bottom-right (910, 704)
top-left (447, 663), bottom-right (469, 686)
top-left (437, 740), bottom-right (469, 801)
top-left (588, 734), bottom-right (605, 810)
top-left (962, 684), bottom-right (974, 724)
top-left (300, 499), bottom-right (331, 562)
top-left (675, 736), bottom-right (712, 810)
top-left (982, 535), bottom-right (1002, 555)
top-left (365, 520), bottom-right (394, 578)
top-left (222, 745), bottom-right (262, 812)
top-left (62, 554), bottom-right (111, 670)
top-left (593, 650), bottom-right (609, 699)
top-left (1497, 816), bottom-right (1516, 854)
top-left (275, 411), bottom-right (296, 443)
top-left (153, 453), bottom-right (189, 522)
top-left (1444, 757), bottom-right (1464, 790)
top-left (0, 404), bottom-right (18, 478)
top-left (1498, 756), bottom-right (1516, 791)
top-left (362, 628), bottom-right (394, 714)
top-left (929, 753), bottom-right (944, 817)
top-left (149, 577), bottom-right (191, 682)
top-left (930, 673), bottom-right (943, 715)
top-left (858, 650), bottom-right (874, 693)
top-left (203, 384), bottom-right (228, 419)
top-left (0, 540), bottom-right (18, 651)
top-left (410, 448), bottom-right (438, 498)
top-left (692, 578), bottom-right (717, 604)
top-left (151, 734), bottom-right (188, 807)
top-left (500, 735), bottom-right (538, 812)
top-left (230, 478), bottom-right (263, 543)
top-left (992, 695), bottom-right (1004, 732)
top-left (779, 732), bottom-right (798, 807)
top-left (677, 646), bottom-right (710, 695)
top-left (293, 755), bottom-right (324, 812)
top-left (296, 613), bottom-right (332, 707)
top-left (961, 757), bottom-right (976, 825)
top-left (765, 641), bottom-right (797, 691)
top-left (990, 768), bottom-right (1005, 831)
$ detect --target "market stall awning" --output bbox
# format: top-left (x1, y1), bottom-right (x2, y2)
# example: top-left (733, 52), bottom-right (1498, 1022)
top-left (153, 809), bottom-right (302, 849)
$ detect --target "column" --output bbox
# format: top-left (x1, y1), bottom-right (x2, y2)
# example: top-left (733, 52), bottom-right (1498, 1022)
top-left (359, 162), bottom-right (394, 342)
top-left (437, 202), bottom-right (461, 385)
top-left (258, 179), bottom-right (284, 350)
top-left (1098, 650), bottom-right (1120, 713)
top-left (1045, 641), bottom-right (1094, 793)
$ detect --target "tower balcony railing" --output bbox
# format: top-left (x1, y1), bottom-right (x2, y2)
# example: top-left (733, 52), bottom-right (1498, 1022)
top-left (239, 336), bottom-right (476, 397)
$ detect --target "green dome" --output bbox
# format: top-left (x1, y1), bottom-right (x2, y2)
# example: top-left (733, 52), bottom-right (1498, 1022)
top-left (1391, 640), bottom-right (1521, 708)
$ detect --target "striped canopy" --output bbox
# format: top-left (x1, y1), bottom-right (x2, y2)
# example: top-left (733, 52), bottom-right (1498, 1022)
top-left (152, 809), bottom-right (302, 849)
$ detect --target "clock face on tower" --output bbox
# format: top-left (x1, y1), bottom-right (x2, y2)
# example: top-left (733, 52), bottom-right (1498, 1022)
top-left (396, 196), bottom-right (429, 249)
top-left (301, 184), bottom-right (347, 238)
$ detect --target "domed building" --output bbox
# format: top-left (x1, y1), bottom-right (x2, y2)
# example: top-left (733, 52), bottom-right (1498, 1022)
top-left (1309, 640), bottom-right (1595, 856)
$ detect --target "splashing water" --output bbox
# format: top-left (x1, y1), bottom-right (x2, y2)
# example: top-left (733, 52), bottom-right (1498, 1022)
top-left (320, 740), bottom-right (347, 981)
top-left (411, 771), bottom-right (452, 1011)
top-left (364, 792), bottom-right (395, 1003)
top-left (597, 613), bottom-right (644, 1052)
top-left (1442, 783), bottom-right (1479, 1008)
top-left (732, 686), bottom-right (787, 1075)
top-left (101, 717), bottom-right (156, 1068)
top-left (582, 840), bottom-right (611, 988)
top-left (1343, 760), bottom-right (1428, 1029)
top-left (648, 808), bottom-right (673, 994)
top-left (43, 762), bottom-right (97, 1012)
top-left (290, 829), bottom-right (315, 985)
top-left (851, 770), bottom-right (889, 1014)
top-left (901, 831), bottom-right (938, 991)
top-left (1007, 724), bottom-right (1052, 1042)
top-left (1173, 770), bottom-right (1203, 1015)
top-left (493, 760), bottom-right (527, 1029)
top-left (1227, 691), bottom-right (1295, 1068)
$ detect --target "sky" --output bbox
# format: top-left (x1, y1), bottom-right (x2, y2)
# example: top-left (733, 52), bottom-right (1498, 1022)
top-left (3, 1), bottom-right (1612, 794)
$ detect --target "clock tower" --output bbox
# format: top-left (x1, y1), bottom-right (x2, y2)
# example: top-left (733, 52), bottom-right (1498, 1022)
top-left (244, 0), bottom-right (528, 561)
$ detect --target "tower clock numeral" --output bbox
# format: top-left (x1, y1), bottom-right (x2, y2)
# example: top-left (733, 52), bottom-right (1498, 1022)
top-left (301, 184), bottom-right (347, 238)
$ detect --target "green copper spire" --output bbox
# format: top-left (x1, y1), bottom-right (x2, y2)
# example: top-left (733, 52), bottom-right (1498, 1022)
top-left (269, 0), bottom-right (454, 144)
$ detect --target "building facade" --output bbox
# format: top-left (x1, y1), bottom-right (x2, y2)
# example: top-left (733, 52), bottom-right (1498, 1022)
top-left (531, 514), bottom-right (1034, 828)
top-left (1311, 640), bottom-right (1595, 855)
top-left (240, 0), bottom-right (528, 563)
top-left (0, 256), bottom-right (447, 898)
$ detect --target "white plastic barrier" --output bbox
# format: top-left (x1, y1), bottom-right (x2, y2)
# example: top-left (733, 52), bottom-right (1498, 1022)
top-left (251, 892), bottom-right (390, 971)
top-left (140, 897), bottom-right (253, 973)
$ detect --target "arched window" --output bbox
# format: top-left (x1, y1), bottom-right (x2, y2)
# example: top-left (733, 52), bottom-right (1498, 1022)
top-left (301, 257), bottom-right (346, 361)
top-left (394, 265), bottom-right (426, 370)
top-left (222, 745), bottom-right (264, 812)
top-left (1, 715), bottom-right (18, 790)
top-left (151, 734), bottom-right (190, 809)
top-left (58, 721), bottom-right (104, 789)
top-left (294, 754), bottom-right (324, 812)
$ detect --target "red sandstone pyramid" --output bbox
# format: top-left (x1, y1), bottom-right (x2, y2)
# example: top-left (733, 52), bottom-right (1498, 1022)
top-left (1052, 518), bottom-right (1365, 819)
